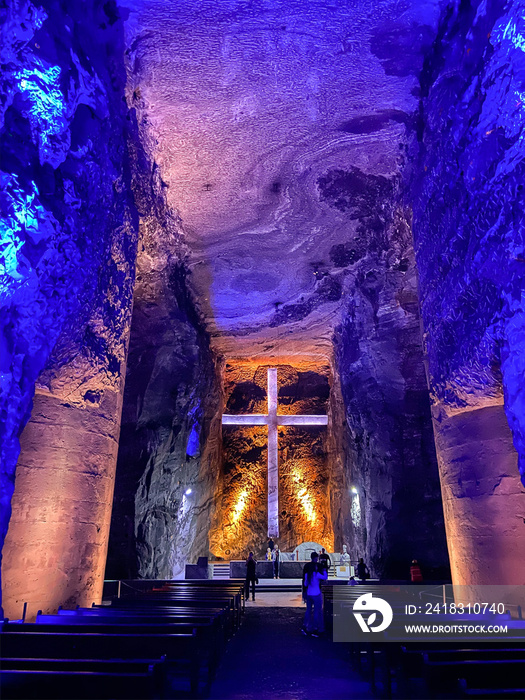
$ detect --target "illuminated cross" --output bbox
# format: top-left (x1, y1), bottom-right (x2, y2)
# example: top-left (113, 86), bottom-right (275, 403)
top-left (222, 368), bottom-right (328, 538)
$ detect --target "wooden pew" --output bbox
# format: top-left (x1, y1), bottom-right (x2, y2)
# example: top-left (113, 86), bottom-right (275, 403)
top-left (0, 667), bottom-right (158, 700)
top-left (28, 617), bottom-right (224, 674)
top-left (1, 580), bottom-right (245, 698)
top-left (0, 630), bottom-right (202, 697)
top-left (458, 676), bottom-right (525, 698)
top-left (395, 644), bottom-right (525, 699)
top-left (423, 655), bottom-right (525, 697)
top-left (110, 594), bottom-right (242, 632)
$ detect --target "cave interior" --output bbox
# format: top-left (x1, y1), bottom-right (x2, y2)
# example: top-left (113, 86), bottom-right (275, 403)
top-left (1, 0), bottom-right (525, 620)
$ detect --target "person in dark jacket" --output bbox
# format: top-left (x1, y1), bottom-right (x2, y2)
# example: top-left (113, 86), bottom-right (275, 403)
top-left (272, 545), bottom-right (280, 579)
top-left (245, 552), bottom-right (257, 601)
top-left (357, 557), bottom-right (370, 581)
top-left (318, 548), bottom-right (331, 574)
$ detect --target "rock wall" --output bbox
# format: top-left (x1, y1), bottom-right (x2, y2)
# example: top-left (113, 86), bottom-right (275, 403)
top-left (334, 195), bottom-right (449, 579)
top-left (0, 1), bottom-right (138, 616)
top-left (412, 0), bottom-right (525, 584)
top-left (209, 362), bottom-right (335, 559)
top-left (116, 0), bottom-right (450, 580)
top-left (105, 63), bottom-right (221, 581)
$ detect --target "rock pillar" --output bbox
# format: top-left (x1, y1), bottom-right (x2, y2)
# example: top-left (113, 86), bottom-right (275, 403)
top-left (2, 366), bottom-right (127, 620)
top-left (432, 402), bottom-right (525, 586)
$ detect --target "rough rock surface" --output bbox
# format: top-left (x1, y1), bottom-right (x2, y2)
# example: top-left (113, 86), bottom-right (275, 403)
top-left (116, 0), bottom-right (451, 580)
top-left (0, 1), bottom-right (138, 616)
top-left (333, 198), bottom-right (449, 579)
top-left (412, 0), bottom-right (525, 584)
top-left (105, 79), bottom-right (221, 581)
top-left (122, 0), bottom-right (443, 358)
top-left (209, 363), bottom-right (335, 559)
top-left (11, 0), bottom-right (520, 596)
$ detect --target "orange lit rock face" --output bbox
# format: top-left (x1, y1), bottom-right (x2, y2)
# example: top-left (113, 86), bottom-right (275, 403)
top-left (2, 248), bottom-right (135, 620)
top-left (3, 376), bottom-right (126, 620)
top-left (209, 363), bottom-right (334, 558)
top-left (432, 403), bottom-right (525, 586)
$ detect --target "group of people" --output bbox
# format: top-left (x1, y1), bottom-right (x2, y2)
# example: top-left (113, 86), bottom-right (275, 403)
top-left (302, 552), bottom-right (370, 636)
top-left (265, 537), bottom-right (280, 579)
top-left (244, 545), bottom-right (424, 630)
top-left (301, 550), bottom-right (328, 637)
top-left (244, 538), bottom-right (280, 602)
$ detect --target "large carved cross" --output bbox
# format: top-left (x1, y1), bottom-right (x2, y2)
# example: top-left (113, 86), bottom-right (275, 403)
top-left (222, 368), bottom-right (328, 538)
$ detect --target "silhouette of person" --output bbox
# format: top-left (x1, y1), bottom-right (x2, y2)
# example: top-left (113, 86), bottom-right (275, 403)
top-left (319, 547), bottom-right (331, 573)
top-left (245, 552), bottom-right (257, 601)
top-left (357, 557), bottom-right (370, 581)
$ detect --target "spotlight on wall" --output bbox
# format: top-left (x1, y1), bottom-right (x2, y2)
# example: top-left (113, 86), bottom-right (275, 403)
top-left (185, 488), bottom-right (192, 495)
top-left (351, 487), bottom-right (358, 494)
top-left (233, 489), bottom-right (249, 523)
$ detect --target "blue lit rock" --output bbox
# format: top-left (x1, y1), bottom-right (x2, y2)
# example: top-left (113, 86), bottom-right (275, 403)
top-left (412, 0), bottom-right (525, 585)
top-left (0, 0), bottom-right (138, 617)
top-left (123, 0), bottom-right (443, 358)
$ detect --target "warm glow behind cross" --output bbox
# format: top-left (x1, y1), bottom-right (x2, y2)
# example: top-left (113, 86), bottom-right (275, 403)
top-left (222, 368), bottom-right (328, 538)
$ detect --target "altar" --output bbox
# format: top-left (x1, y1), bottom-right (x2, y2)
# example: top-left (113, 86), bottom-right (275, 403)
top-left (231, 560), bottom-right (309, 579)
top-left (186, 549), bottom-right (354, 580)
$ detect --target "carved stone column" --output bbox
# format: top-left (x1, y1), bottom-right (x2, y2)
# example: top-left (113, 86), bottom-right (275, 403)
top-left (2, 379), bottom-right (126, 619)
top-left (432, 401), bottom-right (525, 586)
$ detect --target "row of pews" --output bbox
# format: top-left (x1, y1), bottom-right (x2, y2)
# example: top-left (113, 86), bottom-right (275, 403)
top-left (322, 582), bottom-right (525, 698)
top-left (0, 579), bottom-right (245, 699)
top-left (396, 644), bottom-right (525, 698)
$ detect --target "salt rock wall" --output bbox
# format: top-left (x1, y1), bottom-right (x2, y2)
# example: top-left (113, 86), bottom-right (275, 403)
top-left (105, 75), bottom-right (221, 581)
top-left (209, 363), bottom-right (335, 560)
top-left (0, 1), bottom-right (138, 617)
top-left (334, 192), bottom-right (449, 580)
top-left (412, 0), bottom-right (525, 584)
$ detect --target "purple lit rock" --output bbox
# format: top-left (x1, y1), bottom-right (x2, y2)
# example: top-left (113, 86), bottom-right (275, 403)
top-left (123, 0), bottom-right (442, 358)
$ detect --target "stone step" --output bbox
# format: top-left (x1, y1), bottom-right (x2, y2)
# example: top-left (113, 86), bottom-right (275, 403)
top-left (255, 583), bottom-right (302, 593)
top-left (210, 563), bottom-right (231, 580)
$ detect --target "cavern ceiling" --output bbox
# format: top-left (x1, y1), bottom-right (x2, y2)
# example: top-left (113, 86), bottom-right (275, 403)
top-left (123, 0), bottom-right (442, 358)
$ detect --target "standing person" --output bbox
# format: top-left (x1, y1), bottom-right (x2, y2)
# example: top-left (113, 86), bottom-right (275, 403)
top-left (267, 537), bottom-right (275, 552)
top-left (272, 544), bottom-right (280, 579)
top-left (265, 547), bottom-right (273, 561)
top-left (357, 557), bottom-right (370, 581)
top-left (410, 559), bottom-right (423, 583)
top-left (302, 552), bottom-right (328, 637)
top-left (245, 552), bottom-right (257, 602)
top-left (319, 547), bottom-right (331, 574)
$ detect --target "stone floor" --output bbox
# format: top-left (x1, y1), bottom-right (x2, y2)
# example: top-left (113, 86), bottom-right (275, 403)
top-left (209, 607), bottom-right (373, 700)
top-left (245, 592), bottom-right (304, 607)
